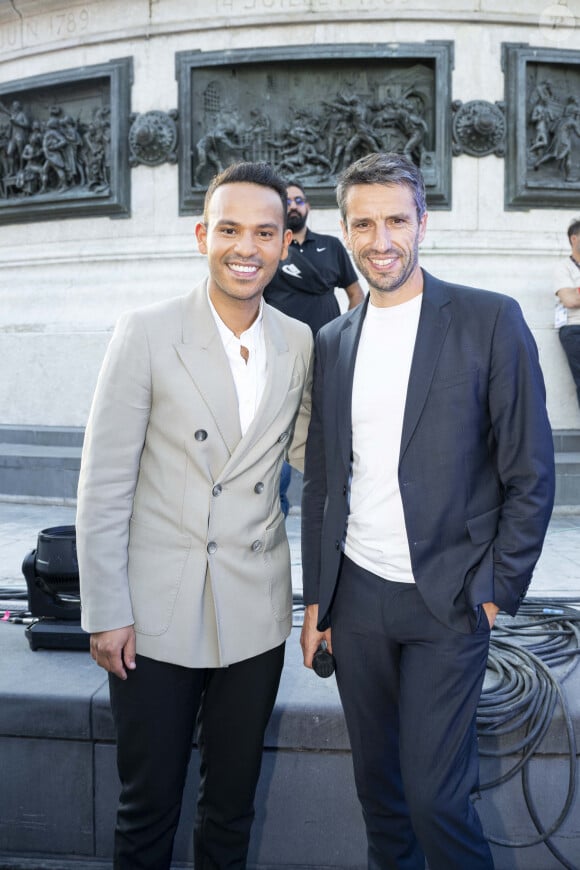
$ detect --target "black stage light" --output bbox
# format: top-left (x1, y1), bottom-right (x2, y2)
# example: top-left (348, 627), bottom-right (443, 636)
top-left (21, 525), bottom-right (89, 651)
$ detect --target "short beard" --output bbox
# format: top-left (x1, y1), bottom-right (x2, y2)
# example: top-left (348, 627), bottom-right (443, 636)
top-left (287, 212), bottom-right (307, 233)
top-left (354, 238), bottom-right (420, 296)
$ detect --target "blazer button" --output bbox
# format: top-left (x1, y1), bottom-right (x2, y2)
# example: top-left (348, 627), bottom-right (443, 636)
top-left (212, 484), bottom-right (222, 497)
top-left (195, 429), bottom-right (208, 441)
top-left (254, 481), bottom-right (265, 494)
top-left (251, 540), bottom-right (263, 552)
top-left (277, 432), bottom-right (289, 444)
top-left (335, 540), bottom-right (340, 550)
top-left (342, 485), bottom-right (347, 495)
top-left (207, 541), bottom-right (217, 554)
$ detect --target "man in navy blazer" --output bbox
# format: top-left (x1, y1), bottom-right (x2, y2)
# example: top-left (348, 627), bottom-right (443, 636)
top-left (300, 152), bottom-right (555, 870)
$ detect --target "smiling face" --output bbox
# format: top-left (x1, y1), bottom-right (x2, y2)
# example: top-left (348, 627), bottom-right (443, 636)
top-left (195, 182), bottom-right (291, 312)
top-left (341, 182), bottom-right (427, 306)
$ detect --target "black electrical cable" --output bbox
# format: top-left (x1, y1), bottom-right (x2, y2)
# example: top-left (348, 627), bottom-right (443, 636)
top-left (477, 597), bottom-right (580, 869)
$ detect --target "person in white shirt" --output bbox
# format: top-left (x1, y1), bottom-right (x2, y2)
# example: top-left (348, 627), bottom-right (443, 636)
top-left (553, 218), bottom-right (580, 405)
top-left (77, 162), bottom-right (312, 870)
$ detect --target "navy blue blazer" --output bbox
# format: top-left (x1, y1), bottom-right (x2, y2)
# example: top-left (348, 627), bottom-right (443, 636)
top-left (301, 270), bottom-right (555, 634)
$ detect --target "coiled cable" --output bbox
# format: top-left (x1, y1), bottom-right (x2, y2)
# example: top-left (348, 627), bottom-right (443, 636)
top-left (478, 597), bottom-right (580, 868)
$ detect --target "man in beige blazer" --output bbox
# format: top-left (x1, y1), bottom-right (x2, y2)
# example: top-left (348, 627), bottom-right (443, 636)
top-left (76, 162), bottom-right (313, 869)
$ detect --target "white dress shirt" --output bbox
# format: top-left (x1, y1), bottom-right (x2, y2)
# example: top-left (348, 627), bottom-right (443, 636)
top-left (208, 294), bottom-right (268, 436)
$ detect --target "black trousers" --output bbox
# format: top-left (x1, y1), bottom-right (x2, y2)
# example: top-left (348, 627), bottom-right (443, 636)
top-left (331, 556), bottom-right (494, 870)
top-left (108, 643), bottom-right (285, 870)
top-left (559, 325), bottom-right (580, 407)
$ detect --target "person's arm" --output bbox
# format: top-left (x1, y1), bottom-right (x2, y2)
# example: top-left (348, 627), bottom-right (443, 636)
top-left (300, 332), bottom-right (333, 666)
top-left (345, 280), bottom-right (365, 309)
top-left (287, 329), bottom-right (313, 473)
top-left (76, 311), bottom-right (152, 662)
top-left (335, 240), bottom-right (364, 310)
top-left (556, 286), bottom-right (580, 308)
top-left (553, 259), bottom-right (580, 308)
top-left (487, 297), bottom-right (555, 617)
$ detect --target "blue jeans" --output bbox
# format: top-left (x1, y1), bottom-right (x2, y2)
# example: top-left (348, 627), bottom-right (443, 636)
top-left (280, 462), bottom-right (291, 517)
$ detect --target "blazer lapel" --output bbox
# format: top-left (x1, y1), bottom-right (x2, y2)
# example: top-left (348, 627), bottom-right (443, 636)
top-left (335, 299), bottom-right (368, 470)
top-left (400, 272), bottom-right (451, 460)
top-left (174, 282), bottom-right (242, 456)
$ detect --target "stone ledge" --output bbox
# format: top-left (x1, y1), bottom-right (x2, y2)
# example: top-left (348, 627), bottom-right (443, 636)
top-left (0, 426), bottom-right (85, 447)
top-left (0, 427), bottom-right (83, 499)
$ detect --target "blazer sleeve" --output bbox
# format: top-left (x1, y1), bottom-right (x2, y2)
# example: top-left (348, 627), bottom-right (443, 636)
top-left (287, 331), bottom-right (314, 473)
top-left (301, 330), bottom-right (329, 606)
top-left (488, 296), bottom-right (555, 615)
top-left (76, 310), bottom-right (152, 633)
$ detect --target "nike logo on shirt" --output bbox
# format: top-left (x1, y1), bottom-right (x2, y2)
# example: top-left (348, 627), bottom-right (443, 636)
top-left (282, 263), bottom-right (303, 278)
top-left (316, 247), bottom-right (327, 252)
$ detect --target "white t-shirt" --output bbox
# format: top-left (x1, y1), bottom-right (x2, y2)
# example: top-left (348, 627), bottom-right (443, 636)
top-left (553, 256), bottom-right (580, 328)
top-left (344, 293), bottom-right (422, 583)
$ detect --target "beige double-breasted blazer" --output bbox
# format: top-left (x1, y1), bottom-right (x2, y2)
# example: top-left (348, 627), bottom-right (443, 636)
top-left (76, 280), bottom-right (313, 668)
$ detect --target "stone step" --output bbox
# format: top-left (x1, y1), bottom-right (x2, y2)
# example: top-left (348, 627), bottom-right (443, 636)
top-left (555, 450), bottom-right (580, 507)
top-left (0, 427), bottom-right (83, 500)
top-left (0, 425), bottom-right (84, 448)
top-left (0, 443), bottom-right (82, 500)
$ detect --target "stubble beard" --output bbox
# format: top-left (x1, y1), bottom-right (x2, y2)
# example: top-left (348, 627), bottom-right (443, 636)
top-left (356, 239), bottom-right (420, 296)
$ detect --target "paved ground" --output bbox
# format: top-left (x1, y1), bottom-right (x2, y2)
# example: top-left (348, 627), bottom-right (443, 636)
top-left (1, 499), bottom-right (579, 606)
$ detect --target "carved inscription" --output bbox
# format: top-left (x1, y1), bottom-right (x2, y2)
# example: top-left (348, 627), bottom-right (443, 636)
top-left (48, 9), bottom-right (90, 37)
top-left (216, 0), bottom-right (409, 10)
top-left (0, 8), bottom-right (90, 51)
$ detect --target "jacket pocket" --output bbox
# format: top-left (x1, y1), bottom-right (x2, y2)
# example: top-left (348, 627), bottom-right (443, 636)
top-left (263, 514), bottom-right (292, 622)
top-left (127, 518), bottom-right (192, 636)
top-left (466, 505), bottom-right (501, 545)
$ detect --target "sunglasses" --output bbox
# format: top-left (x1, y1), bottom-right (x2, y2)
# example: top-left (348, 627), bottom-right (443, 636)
top-left (287, 196), bottom-right (307, 206)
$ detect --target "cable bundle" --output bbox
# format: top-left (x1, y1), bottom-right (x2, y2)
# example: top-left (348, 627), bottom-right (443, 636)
top-left (477, 597), bottom-right (580, 868)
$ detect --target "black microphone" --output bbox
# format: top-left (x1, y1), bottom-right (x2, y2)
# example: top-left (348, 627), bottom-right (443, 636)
top-left (312, 641), bottom-right (335, 678)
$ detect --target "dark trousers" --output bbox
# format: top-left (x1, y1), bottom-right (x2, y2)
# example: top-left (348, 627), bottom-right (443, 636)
top-left (559, 325), bottom-right (580, 406)
top-left (331, 556), bottom-right (494, 870)
top-left (108, 643), bottom-right (285, 870)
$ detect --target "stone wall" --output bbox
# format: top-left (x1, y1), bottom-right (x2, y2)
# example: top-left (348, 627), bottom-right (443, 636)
top-left (0, 0), bottom-right (578, 429)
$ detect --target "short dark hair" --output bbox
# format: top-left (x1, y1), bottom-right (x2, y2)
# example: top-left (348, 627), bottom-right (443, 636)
top-left (203, 162), bottom-right (287, 224)
top-left (336, 152), bottom-right (426, 224)
top-left (286, 180), bottom-right (307, 200)
top-left (568, 218), bottom-right (580, 241)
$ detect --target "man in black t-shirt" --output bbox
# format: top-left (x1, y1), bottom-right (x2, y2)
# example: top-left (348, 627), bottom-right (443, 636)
top-left (265, 181), bottom-right (364, 515)
top-left (264, 181), bottom-right (364, 336)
